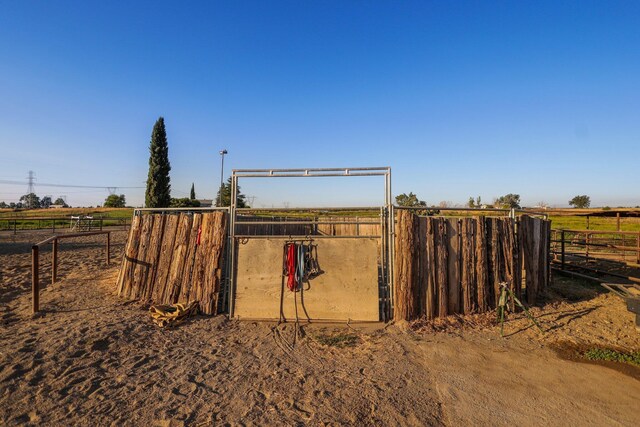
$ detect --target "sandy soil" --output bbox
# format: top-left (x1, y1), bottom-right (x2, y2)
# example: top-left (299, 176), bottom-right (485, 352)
top-left (1, 231), bottom-right (639, 426)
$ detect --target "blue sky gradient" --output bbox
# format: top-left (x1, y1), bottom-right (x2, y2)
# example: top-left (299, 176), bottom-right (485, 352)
top-left (1, 1), bottom-right (638, 207)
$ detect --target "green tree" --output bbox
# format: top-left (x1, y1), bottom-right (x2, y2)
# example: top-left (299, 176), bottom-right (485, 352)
top-left (395, 192), bottom-right (427, 207)
top-left (54, 197), bottom-right (68, 207)
top-left (19, 193), bottom-right (40, 209)
top-left (145, 117), bottom-right (171, 208)
top-left (495, 193), bottom-right (521, 209)
top-left (41, 196), bottom-right (52, 208)
top-left (216, 177), bottom-right (249, 207)
top-left (104, 194), bottom-right (126, 208)
top-left (467, 197), bottom-right (475, 208)
top-left (190, 183), bottom-right (196, 200)
top-left (569, 195), bottom-right (591, 208)
top-left (170, 198), bottom-right (201, 207)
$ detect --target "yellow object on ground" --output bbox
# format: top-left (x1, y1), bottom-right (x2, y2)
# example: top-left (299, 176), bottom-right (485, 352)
top-left (149, 301), bottom-right (199, 327)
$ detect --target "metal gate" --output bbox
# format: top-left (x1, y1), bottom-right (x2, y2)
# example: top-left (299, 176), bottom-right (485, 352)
top-left (225, 167), bottom-right (394, 322)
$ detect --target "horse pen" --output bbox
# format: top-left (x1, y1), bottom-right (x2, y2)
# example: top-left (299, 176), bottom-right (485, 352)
top-left (1, 167), bottom-right (639, 426)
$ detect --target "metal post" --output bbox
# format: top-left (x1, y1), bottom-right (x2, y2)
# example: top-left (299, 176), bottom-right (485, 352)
top-left (100, 218), bottom-right (103, 231)
top-left (586, 216), bottom-right (590, 230)
top-left (585, 232), bottom-right (590, 262)
top-left (52, 239), bottom-right (58, 284)
top-left (32, 245), bottom-right (39, 313)
top-left (13, 220), bottom-right (17, 235)
top-left (227, 174), bottom-right (237, 317)
top-left (106, 232), bottom-right (111, 265)
top-left (561, 230), bottom-right (565, 270)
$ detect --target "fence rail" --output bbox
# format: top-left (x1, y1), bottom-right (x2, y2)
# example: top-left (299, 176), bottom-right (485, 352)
top-left (32, 231), bottom-right (111, 313)
top-left (2, 217), bottom-right (130, 234)
top-left (551, 228), bottom-right (640, 284)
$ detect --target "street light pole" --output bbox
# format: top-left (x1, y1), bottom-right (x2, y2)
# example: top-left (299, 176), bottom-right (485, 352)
top-left (218, 149), bottom-right (228, 206)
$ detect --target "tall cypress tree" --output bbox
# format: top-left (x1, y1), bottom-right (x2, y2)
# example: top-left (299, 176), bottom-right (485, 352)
top-left (190, 183), bottom-right (196, 200)
top-left (145, 117), bottom-right (171, 207)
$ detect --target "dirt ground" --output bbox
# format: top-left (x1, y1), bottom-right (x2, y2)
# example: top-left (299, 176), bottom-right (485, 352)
top-left (1, 230), bottom-right (639, 426)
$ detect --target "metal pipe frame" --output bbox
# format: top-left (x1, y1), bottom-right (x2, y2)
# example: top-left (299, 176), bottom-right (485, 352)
top-left (235, 206), bottom-right (382, 211)
top-left (233, 234), bottom-right (381, 239)
top-left (133, 207), bottom-right (229, 213)
top-left (227, 166), bottom-right (393, 321)
top-left (234, 220), bottom-right (380, 225)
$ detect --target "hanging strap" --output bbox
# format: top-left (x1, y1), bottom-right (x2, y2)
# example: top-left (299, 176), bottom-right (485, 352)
top-left (286, 243), bottom-right (297, 291)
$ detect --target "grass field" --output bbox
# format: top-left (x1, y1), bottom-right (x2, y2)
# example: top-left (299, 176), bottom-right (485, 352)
top-left (0, 207), bottom-right (134, 219)
top-left (2, 207), bottom-right (640, 233)
top-left (548, 215), bottom-right (640, 232)
top-left (0, 208), bottom-right (134, 231)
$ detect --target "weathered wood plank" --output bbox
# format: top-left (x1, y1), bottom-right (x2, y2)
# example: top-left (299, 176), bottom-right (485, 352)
top-left (418, 217), bottom-right (427, 317)
top-left (475, 217), bottom-right (489, 312)
top-left (394, 210), bottom-right (419, 321)
top-left (116, 214), bottom-right (142, 298)
top-left (513, 218), bottom-right (522, 303)
top-left (446, 219), bottom-right (461, 314)
top-left (178, 213), bottom-right (203, 303)
top-left (425, 217), bottom-right (437, 320)
top-left (435, 217), bottom-right (449, 317)
top-left (200, 212), bottom-right (227, 314)
top-left (461, 218), bottom-right (476, 314)
top-left (131, 214), bottom-right (155, 300)
top-left (152, 214), bottom-right (179, 304)
top-left (141, 215), bottom-right (166, 301)
top-left (164, 213), bottom-right (193, 304)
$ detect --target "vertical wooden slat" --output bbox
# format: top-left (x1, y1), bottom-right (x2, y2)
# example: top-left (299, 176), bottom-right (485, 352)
top-left (435, 217), bottom-right (448, 317)
top-left (141, 215), bottom-right (166, 301)
top-left (513, 218), bottom-right (522, 303)
top-left (393, 210), bottom-right (419, 321)
top-left (461, 218), bottom-right (476, 314)
top-left (179, 213), bottom-right (203, 303)
top-left (425, 217), bottom-right (437, 320)
top-left (165, 213), bottom-right (193, 304)
top-left (446, 219), bottom-right (461, 314)
top-left (499, 218), bottom-right (515, 311)
top-left (418, 217), bottom-right (427, 317)
top-left (153, 214), bottom-right (179, 304)
top-left (475, 217), bottom-right (489, 312)
top-left (131, 215), bottom-right (155, 300)
top-left (199, 212), bottom-right (228, 314)
top-left (117, 215), bottom-right (142, 298)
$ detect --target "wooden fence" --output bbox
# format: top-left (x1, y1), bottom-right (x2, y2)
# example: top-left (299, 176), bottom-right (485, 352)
top-left (394, 211), bottom-right (550, 321)
top-left (116, 212), bottom-right (227, 315)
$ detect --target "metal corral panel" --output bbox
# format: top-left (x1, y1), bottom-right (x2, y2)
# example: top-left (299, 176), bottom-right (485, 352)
top-left (233, 237), bottom-right (380, 321)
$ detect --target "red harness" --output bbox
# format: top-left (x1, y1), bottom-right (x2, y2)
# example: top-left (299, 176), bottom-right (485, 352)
top-left (286, 243), bottom-right (297, 291)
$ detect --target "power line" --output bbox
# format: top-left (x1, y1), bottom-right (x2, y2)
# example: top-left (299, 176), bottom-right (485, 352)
top-left (0, 178), bottom-right (144, 190)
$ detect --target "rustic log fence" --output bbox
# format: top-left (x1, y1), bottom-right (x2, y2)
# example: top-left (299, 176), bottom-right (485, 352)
top-left (115, 211), bottom-right (227, 315)
top-left (32, 231), bottom-right (111, 313)
top-left (394, 211), bottom-right (550, 321)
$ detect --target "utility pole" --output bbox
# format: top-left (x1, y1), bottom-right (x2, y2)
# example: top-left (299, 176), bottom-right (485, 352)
top-left (218, 149), bottom-right (228, 206)
top-left (26, 170), bottom-right (36, 208)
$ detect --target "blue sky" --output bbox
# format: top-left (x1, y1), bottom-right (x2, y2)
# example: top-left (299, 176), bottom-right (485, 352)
top-left (1, 1), bottom-right (638, 208)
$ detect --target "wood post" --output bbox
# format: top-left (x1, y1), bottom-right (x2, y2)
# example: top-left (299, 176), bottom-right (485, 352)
top-left (616, 212), bottom-right (621, 231)
top-left (32, 245), bottom-right (39, 313)
top-left (106, 232), bottom-right (111, 265)
top-left (561, 230), bottom-right (565, 269)
top-left (52, 239), bottom-right (58, 284)
top-left (637, 232), bottom-right (640, 264)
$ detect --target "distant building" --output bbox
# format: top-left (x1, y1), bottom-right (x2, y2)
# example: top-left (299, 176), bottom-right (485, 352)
top-left (49, 204), bottom-right (66, 209)
top-left (198, 199), bottom-right (213, 208)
